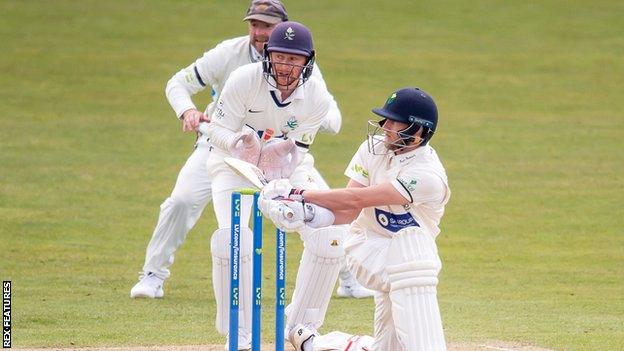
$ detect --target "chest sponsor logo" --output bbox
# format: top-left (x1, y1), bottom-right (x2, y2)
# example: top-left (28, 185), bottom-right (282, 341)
top-left (215, 107), bottom-right (225, 119)
top-left (284, 116), bottom-right (298, 130)
top-left (374, 208), bottom-right (419, 233)
top-left (214, 100), bottom-right (225, 119)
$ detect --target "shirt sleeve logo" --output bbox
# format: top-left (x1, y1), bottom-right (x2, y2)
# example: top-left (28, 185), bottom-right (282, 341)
top-left (301, 133), bottom-right (313, 144)
top-left (350, 163), bottom-right (369, 178)
top-left (374, 208), bottom-right (419, 233)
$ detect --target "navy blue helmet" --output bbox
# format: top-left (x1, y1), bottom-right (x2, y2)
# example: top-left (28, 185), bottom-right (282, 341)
top-left (262, 21), bottom-right (315, 86)
top-left (372, 87), bottom-right (438, 146)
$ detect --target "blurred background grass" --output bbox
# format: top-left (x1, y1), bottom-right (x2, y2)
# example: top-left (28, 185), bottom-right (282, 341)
top-left (1, 0), bottom-right (623, 350)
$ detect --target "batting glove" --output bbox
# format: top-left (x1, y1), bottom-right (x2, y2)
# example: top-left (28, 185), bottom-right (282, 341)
top-left (258, 196), bottom-right (305, 232)
top-left (261, 179), bottom-right (306, 201)
top-left (258, 196), bottom-right (335, 232)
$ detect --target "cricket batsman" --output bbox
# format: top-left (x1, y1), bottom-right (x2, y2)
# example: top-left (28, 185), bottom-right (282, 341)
top-left (260, 87), bottom-right (451, 351)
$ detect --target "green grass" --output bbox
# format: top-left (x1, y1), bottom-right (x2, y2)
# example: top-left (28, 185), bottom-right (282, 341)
top-left (1, 0), bottom-right (623, 350)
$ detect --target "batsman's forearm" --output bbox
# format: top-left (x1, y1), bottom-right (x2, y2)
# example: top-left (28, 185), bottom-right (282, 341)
top-left (332, 208), bottom-right (361, 225)
top-left (303, 182), bottom-right (408, 211)
top-left (303, 188), bottom-right (368, 211)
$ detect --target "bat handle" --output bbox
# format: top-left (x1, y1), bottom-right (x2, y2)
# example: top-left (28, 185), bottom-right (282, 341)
top-left (283, 207), bottom-right (294, 219)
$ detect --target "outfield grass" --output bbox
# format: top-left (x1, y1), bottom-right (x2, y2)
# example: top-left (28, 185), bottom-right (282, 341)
top-left (1, 0), bottom-right (622, 350)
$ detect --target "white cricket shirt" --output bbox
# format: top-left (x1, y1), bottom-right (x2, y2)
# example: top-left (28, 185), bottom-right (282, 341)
top-left (165, 36), bottom-right (258, 119)
top-left (165, 36), bottom-right (341, 134)
top-left (207, 62), bottom-right (332, 156)
top-left (345, 141), bottom-right (451, 238)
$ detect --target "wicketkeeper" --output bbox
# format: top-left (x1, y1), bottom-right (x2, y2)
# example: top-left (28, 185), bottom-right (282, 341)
top-left (131, 0), bottom-right (371, 303)
top-left (203, 21), bottom-right (361, 349)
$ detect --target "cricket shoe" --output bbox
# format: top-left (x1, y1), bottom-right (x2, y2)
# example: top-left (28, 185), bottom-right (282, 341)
top-left (130, 272), bottom-right (164, 299)
top-left (288, 324), bottom-right (317, 351)
top-left (224, 329), bottom-right (251, 351)
top-left (336, 272), bottom-right (375, 299)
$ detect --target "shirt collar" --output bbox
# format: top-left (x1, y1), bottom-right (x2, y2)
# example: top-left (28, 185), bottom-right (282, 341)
top-left (390, 144), bottom-right (429, 167)
top-left (249, 45), bottom-right (263, 63)
top-left (268, 80), bottom-right (306, 102)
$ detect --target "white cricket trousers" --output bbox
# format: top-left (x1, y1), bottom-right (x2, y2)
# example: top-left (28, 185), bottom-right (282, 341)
top-left (140, 143), bottom-right (213, 279)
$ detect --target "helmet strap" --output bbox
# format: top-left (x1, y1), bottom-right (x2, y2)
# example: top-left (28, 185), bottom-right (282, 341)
top-left (397, 123), bottom-right (422, 146)
top-left (261, 43), bottom-right (274, 84)
top-left (301, 50), bottom-right (315, 82)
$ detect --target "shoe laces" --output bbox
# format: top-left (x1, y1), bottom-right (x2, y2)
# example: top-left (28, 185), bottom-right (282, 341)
top-left (142, 272), bottom-right (163, 288)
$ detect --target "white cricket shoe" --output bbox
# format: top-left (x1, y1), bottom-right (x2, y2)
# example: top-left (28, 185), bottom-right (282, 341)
top-left (130, 272), bottom-right (164, 299)
top-left (288, 324), bottom-right (317, 351)
top-left (336, 284), bottom-right (376, 298)
top-left (224, 329), bottom-right (251, 351)
top-left (337, 271), bottom-right (375, 299)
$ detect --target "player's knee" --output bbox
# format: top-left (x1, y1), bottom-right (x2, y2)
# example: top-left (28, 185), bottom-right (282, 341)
top-left (168, 192), bottom-right (201, 212)
top-left (387, 260), bottom-right (440, 292)
top-left (386, 227), bottom-right (441, 290)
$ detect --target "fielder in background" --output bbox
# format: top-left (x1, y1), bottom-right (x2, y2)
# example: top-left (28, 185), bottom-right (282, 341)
top-left (205, 21), bottom-right (362, 350)
top-left (130, 0), bottom-right (370, 300)
top-left (259, 87), bottom-right (451, 351)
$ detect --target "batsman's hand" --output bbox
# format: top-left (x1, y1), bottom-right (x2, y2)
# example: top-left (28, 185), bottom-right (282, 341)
top-left (261, 179), bottom-right (305, 201)
top-left (258, 196), bottom-right (306, 232)
top-left (257, 139), bottom-right (299, 181)
top-left (182, 108), bottom-right (209, 132)
top-left (229, 127), bottom-right (261, 165)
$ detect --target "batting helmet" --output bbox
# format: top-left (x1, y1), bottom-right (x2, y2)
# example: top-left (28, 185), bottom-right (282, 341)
top-left (262, 21), bottom-right (315, 86)
top-left (372, 87), bottom-right (438, 146)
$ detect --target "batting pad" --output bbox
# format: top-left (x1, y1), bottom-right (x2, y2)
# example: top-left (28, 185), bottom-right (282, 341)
top-left (211, 227), bottom-right (253, 339)
top-left (386, 228), bottom-right (446, 351)
top-left (286, 226), bottom-right (345, 331)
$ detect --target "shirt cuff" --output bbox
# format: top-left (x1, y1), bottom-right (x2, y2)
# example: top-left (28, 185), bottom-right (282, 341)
top-left (176, 105), bottom-right (197, 119)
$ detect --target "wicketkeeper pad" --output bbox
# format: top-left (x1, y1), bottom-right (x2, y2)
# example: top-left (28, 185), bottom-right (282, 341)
top-left (211, 227), bottom-right (253, 342)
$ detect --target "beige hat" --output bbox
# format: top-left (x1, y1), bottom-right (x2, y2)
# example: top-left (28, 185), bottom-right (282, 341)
top-left (243, 0), bottom-right (288, 24)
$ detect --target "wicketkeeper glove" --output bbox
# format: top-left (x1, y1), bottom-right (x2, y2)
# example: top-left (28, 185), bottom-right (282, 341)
top-left (228, 127), bottom-right (261, 165)
top-left (257, 139), bottom-right (299, 181)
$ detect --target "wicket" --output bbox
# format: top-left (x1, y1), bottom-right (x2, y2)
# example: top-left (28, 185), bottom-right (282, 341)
top-left (229, 189), bottom-right (286, 351)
